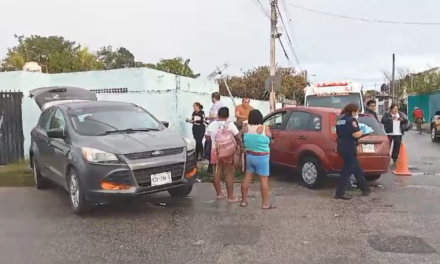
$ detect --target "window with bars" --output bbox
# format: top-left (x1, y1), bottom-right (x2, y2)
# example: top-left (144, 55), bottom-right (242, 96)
top-left (89, 88), bottom-right (128, 94)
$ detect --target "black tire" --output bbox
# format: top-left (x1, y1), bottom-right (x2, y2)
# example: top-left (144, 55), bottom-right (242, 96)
top-left (431, 126), bottom-right (439, 143)
top-left (300, 156), bottom-right (326, 189)
top-left (67, 168), bottom-right (90, 215)
top-left (168, 185), bottom-right (193, 197)
top-left (32, 157), bottom-right (50, 190)
top-left (365, 174), bottom-right (381, 182)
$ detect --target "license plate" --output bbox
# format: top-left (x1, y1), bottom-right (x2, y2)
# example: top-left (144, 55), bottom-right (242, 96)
top-left (361, 144), bottom-right (375, 153)
top-left (151, 172), bottom-right (172, 186)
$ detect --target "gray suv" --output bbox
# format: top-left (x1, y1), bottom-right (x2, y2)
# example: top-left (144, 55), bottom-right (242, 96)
top-left (29, 86), bottom-right (198, 214)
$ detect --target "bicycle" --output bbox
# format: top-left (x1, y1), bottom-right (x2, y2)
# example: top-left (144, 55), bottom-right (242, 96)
top-left (415, 119), bottom-right (423, 134)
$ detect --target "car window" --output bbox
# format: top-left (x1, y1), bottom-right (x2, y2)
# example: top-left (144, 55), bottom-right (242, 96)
top-left (435, 111), bottom-right (440, 116)
top-left (306, 113), bottom-right (321, 131)
top-left (263, 112), bottom-right (287, 129)
top-left (68, 105), bottom-right (163, 136)
top-left (38, 109), bottom-right (54, 131)
top-left (285, 111), bottom-right (311, 130)
top-left (48, 109), bottom-right (67, 130)
top-left (338, 115), bottom-right (386, 136)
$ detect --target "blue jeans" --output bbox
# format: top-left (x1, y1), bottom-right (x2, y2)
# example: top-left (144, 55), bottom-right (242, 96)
top-left (246, 153), bottom-right (270, 176)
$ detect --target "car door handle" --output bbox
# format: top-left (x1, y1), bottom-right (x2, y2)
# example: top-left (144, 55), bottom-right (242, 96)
top-left (298, 135), bottom-right (307, 140)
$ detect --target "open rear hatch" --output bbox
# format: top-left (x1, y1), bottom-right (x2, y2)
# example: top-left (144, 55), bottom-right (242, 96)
top-left (29, 86), bottom-right (97, 110)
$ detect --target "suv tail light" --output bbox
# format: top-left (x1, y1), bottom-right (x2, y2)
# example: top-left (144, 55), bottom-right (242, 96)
top-left (329, 113), bottom-right (338, 141)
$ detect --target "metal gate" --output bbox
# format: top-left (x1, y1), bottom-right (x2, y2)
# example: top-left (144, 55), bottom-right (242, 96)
top-left (0, 91), bottom-right (24, 165)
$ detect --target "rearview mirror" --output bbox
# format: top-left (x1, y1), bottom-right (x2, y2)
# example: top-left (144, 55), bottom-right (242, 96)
top-left (47, 128), bottom-right (65, 139)
top-left (161, 121), bottom-right (169, 128)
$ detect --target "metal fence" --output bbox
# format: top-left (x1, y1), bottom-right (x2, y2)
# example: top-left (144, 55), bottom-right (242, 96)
top-left (0, 91), bottom-right (24, 165)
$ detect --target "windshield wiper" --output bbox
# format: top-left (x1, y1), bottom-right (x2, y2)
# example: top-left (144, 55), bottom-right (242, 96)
top-left (99, 128), bottom-right (159, 135)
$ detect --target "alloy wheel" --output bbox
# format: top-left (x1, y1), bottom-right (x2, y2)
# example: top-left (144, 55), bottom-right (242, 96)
top-left (70, 174), bottom-right (80, 208)
top-left (302, 162), bottom-right (318, 185)
top-left (32, 159), bottom-right (38, 184)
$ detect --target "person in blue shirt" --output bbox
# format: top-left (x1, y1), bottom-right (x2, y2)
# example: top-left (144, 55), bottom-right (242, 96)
top-left (335, 103), bottom-right (370, 200)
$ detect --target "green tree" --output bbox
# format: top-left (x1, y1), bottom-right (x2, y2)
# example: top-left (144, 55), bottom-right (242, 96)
top-left (96, 46), bottom-right (145, 69)
top-left (0, 34), bottom-right (102, 73)
top-left (0, 35), bottom-right (201, 78)
top-left (217, 66), bottom-right (307, 102)
top-left (148, 57), bottom-right (198, 78)
top-left (76, 46), bottom-right (103, 71)
top-left (382, 67), bottom-right (440, 96)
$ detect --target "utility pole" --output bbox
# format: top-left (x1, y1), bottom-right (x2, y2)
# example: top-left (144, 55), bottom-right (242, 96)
top-left (391, 53), bottom-right (395, 102)
top-left (269, 0), bottom-right (278, 112)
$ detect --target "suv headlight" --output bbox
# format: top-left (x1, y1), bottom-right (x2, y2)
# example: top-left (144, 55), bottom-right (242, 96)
top-left (81, 147), bottom-right (119, 163)
top-left (183, 138), bottom-right (195, 151)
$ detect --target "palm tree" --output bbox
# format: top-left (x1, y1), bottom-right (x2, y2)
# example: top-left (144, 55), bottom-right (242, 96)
top-left (76, 46), bottom-right (102, 71)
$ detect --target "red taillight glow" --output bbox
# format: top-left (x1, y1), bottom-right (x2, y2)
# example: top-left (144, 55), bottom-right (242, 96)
top-left (329, 114), bottom-right (338, 141)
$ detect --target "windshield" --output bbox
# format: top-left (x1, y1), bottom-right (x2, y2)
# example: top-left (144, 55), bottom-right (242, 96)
top-left (306, 93), bottom-right (362, 110)
top-left (337, 115), bottom-right (386, 136)
top-left (67, 105), bottom-right (163, 136)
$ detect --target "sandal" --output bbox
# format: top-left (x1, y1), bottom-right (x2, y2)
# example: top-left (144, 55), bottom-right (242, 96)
top-left (227, 196), bottom-right (241, 203)
top-left (240, 201), bottom-right (248, 207)
top-left (216, 192), bottom-right (226, 199)
top-left (261, 204), bottom-right (277, 209)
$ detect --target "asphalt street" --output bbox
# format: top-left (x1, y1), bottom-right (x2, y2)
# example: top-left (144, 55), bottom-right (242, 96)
top-left (1, 131), bottom-right (440, 264)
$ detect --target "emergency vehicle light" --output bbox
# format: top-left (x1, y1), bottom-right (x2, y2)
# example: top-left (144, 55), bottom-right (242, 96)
top-left (316, 82), bottom-right (349, 87)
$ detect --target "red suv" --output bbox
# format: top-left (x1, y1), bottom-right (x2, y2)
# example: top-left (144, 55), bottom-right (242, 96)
top-left (263, 107), bottom-right (390, 189)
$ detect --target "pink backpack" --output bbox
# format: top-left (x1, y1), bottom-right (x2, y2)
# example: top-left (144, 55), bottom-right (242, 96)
top-left (215, 122), bottom-right (237, 158)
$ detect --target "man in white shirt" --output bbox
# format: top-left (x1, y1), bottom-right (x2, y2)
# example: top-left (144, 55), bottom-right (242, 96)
top-left (207, 92), bottom-right (224, 122)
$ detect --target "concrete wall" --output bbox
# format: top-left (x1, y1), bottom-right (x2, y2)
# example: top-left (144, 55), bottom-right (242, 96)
top-left (0, 68), bottom-right (280, 157)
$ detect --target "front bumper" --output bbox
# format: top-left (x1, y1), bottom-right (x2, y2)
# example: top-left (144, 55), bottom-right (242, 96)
top-left (79, 150), bottom-right (198, 203)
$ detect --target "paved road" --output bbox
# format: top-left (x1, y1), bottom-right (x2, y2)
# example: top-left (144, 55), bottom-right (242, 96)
top-left (1, 131), bottom-right (439, 264)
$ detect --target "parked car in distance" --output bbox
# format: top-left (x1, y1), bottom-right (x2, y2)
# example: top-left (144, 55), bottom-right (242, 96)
top-left (430, 110), bottom-right (440, 142)
top-left (29, 86), bottom-right (198, 214)
top-left (263, 106), bottom-right (390, 189)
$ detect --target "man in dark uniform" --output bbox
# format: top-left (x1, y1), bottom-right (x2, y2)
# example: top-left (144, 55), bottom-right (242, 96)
top-left (335, 103), bottom-right (370, 200)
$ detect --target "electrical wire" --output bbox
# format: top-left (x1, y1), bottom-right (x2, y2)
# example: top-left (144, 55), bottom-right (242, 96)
top-left (253, 0), bottom-right (270, 19)
top-left (276, 1), bottom-right (301, 70)
top-left (286, 2), bottom-right (440, 26)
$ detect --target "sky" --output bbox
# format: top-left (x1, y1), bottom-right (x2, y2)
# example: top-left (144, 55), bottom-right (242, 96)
top-left (1, 0), bottom-right (440, 90)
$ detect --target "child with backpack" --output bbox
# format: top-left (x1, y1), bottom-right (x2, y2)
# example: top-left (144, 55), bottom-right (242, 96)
top-left (205, 107), bottom-right (242, 202)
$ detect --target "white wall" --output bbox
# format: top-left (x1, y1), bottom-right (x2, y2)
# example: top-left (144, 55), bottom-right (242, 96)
top-left (0, 69), bottom-right (280, 157)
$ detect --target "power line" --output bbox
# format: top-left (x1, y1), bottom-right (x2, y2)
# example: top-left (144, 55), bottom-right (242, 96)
top-left (286, 3), bottom-right (440, 26)
top-left (253, 0), bottom-right (270, 18)
top-left (276, 2), bottom-right (301, 69)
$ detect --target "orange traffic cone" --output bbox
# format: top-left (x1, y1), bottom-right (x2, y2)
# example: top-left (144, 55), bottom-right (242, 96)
top-left (393, 143), bottom-right (412, 176)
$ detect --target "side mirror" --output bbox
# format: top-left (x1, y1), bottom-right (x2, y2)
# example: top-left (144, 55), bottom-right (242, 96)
top-left (47, 128), bottom-right (65, 139)
top-left (161, 121), bottom-right (169, 128)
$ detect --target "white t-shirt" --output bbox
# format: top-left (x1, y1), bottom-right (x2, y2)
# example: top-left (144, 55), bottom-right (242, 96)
top-left (388, 112), bottom-right (402, 135)
top-left (205, 120), bottom-right (239, 147)
top-left (209, 101), bottom-right (224, 120)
